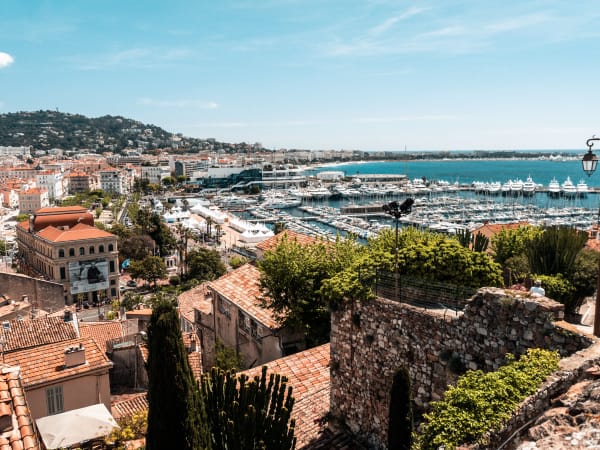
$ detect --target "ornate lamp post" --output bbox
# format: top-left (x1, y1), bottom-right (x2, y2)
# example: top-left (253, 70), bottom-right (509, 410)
top-left (383, 198), bottom-right (414, 300)
top-left (581, 136), bottom-right (600, 337)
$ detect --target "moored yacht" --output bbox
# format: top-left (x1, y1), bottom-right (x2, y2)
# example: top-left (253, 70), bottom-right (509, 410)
top-left (576, 179), bottom-right (589, 197)
top-left (561, 177), bottom-right (577, 197)
top-left (522, 176), bottom-right (536, 196)
top-left (547, 177), bottom-right (560, 198)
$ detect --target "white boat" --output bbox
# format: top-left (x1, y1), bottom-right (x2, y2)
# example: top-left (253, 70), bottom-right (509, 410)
top-left (576, 179), bottom-right (589, 197)
top-left (547, 177), bottom-right (560, 197)
top-left (501, 181), bottom-right (512, 196)
top-left (509, 179), bottom-right (524, 196)
top-left (522, 176), bottom-right (536, 196)
top-left (561, 177), bottom-right (577, 197)
top-left (487, 181), bottom-right (501, 195)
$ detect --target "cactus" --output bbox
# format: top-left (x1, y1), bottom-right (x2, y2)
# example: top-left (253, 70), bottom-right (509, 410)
top-left (456, 228), bottom-right (472, 248)
top-left (202, 366), bottom-right (296, 450)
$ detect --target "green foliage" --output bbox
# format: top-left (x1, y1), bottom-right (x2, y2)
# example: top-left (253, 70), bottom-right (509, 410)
top-left (201, 366), bottom-right (296, 450)
top-left (535, 273), bottom-right (575, 307)
top-left (525, 226), bottom-right (588, 275)
top-left (388, 367), bottom-right (413, 450)
top-left (214, 339), bottom-right (245, 372)
top-left (416, 348), bottom-right (559, 450)
top-left (106, 410), bottom-right (147, 447)
top-left (15, 213), bottom-right (29, 223)
top-left (455, 229), bottom-right (472, 248)
top-left (504, 254), bottom-right (531, 284)
top-left (491, 226), bottom-right (541, 265)
top-left (472, 232), bottom-right (489, 253)
top-left (119, 234), bottom-right (155, 262)
top-left (146, 301), bottom-right (211, 450)
top-left (129, 256), bottom-right (167, 287)
top-left (258, 235), bottom-right (364, 345)
top-left (569, 249), bottom-right (600, 312)
top-left (229, 255), bottom-right (248, 270)
top-left (186, 248), bottom-right (226, 282)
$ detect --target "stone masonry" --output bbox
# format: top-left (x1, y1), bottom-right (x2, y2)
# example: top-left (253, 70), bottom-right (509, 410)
top-left (329, 288), bottom-right (595, 450)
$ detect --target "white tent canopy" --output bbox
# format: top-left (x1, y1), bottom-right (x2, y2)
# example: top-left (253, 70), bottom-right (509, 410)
top-left (36, 403), bottom-right (119, 449)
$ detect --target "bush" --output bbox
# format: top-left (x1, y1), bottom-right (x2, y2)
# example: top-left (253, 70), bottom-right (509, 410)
top-left (416, 348), bottom-right (559, 450)
top-left (229, 255), bottom-right (247, 269)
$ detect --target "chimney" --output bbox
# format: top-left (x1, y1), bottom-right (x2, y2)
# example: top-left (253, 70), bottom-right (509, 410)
top-left (64, 344), bottom-right (86, 368)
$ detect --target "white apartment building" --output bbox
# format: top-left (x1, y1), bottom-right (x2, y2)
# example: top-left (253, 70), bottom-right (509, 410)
top-left (99, 169), bottom-right (127, 195)
top-left (36, 170), bottom-right (64, 202)
top-left (18, 188), bottom-right (50, 214)
top-left (141, 165), bottom-right (171, 185)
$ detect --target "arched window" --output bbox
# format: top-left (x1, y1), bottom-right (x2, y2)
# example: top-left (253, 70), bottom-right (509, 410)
top-left (79, 247), bottom-right (85, 256)
top-left (99, 245), bottom-right (105, 253)
top-left (69, 248), bottom-right (75, 257)
top-left (89, 246), bottom-right (95, 255)
top-left (58, 249), bottom-right (65, 258)
top-left (108, 244), bottom-right (114, 252)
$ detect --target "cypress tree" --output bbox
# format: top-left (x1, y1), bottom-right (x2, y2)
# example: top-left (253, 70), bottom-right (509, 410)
top-left (146, 300), bottom-right (211, 450)
top-left (388, 366), bottom-right (413, 450)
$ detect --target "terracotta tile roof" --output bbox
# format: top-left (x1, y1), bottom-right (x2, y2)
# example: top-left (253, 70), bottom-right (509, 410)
top-left (471, 221), bottom-right (530, 242)
top-left (1, 316), bottom-right (77, 354)
top-left (78, 321), bottom-right (125, 352)
top-left (242, 344), bottom-right (331, 449)
top-left (208, 264), bottom-right (279, 329)
top-left (2, 337), bottom-right (112, 389)
top-left (37, 222), bottom-right (114, 242)
top-left (110, 392), bottom-right (148, 422)
top-left (177, 283), bottom-right (212, 324)
top-left (125, 309), bottom-right (153, 320)
top-left (0, 366), bottom-right (39, 450)
top-left (20, 188), bottom-right (46, 195)
top-left (35, 206), bottom-right (88, 215)
top-left (255, 230), bottom-right (321, 253)
top-left (187, 351), bottom-right (202, 381)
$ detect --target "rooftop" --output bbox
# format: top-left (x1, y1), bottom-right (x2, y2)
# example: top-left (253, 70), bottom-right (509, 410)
top-left (36, 222), bottom-right (114, 242)
top-left (78, 321), bottom-right (125, 353)
top-left (255, 229), bottom-right (322, 254)
top-left (0, 316), bottom-right (77, 354)
top-left (0, 366), bottom-right (39, 450)
top-left (3, 337), bottom-right (112, 388)
top-left (208, 264), bottom-right (278, 329)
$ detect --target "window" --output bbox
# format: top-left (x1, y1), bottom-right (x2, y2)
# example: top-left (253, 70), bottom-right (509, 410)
top-left (46, 385), bottom-right (64, 415)
top-left (99, 245), bottom-right (105, 253)
top-left (58, 249), bottom-right (64, 258)
top-left (89, 246), bottom-right (95, 254)
top-left (79, 247), bottom-right (85, 256)
top-left (108, 244), bottom-right (114, 252)
top-left (109, 261), bottom-right (115, 272)
top-left (60, 267), bottom-right (66, 280)
top-left (69, 248), bottom-right (75, 257)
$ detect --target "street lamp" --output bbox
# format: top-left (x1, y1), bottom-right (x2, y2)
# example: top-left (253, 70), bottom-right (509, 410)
top-left (383, 198), bottom-right (414, 300)
top-left (581, 137), bottom-right (600, 337)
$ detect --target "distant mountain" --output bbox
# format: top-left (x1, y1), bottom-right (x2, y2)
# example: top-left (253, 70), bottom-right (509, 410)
top-left (0, 110), bottom-right (225, 153)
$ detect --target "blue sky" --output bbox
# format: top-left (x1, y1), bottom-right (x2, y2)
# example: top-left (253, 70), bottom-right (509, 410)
top-left (1, 1), bottom-right (600, 151)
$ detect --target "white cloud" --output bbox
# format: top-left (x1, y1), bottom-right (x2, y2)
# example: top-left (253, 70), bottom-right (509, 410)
top-left (137, 98), bottom-right (219, 109)
top-left (0, 52), bottom-right (14, 69)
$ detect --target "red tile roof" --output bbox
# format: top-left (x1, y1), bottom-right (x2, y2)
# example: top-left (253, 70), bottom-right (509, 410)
top-left (0, 366), bottom-right (39, 449)
top-left (34, 206), bottom-right (88, 215)
top-left (177, 283), bottom-right (212, 324)
top-left (242, 344), bottom-right (331, 449)
top-left (2, 337), bottom-right (112, 388)
top-left (208, 264), bottom-right (278, 329)
top-left (110, 392), bottom-right (148, 422)
top-left (37, 222), bottom-right (114, 242)
top-left (255, 230), bottom-right (322, 253)
top-left (1, 316), bottom-right (77, 354)
top-left (78, 321), bottom-right (125, 352)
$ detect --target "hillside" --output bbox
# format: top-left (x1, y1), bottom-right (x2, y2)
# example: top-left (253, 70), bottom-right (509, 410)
top-left (0, 110), bottom-right (219, 153)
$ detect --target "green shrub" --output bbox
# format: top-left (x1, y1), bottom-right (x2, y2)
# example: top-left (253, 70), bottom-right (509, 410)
top-left (416, 348), bottom-right (559, 450)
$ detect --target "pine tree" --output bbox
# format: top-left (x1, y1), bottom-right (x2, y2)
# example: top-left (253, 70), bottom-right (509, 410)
top-left (146, 300), bottom-right (211, 450)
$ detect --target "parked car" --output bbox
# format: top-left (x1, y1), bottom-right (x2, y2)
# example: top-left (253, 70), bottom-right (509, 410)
top-left (127, 280), bottom-right (137, 287)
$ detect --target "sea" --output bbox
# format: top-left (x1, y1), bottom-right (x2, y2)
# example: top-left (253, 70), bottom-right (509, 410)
top-left (257, 152), bottom-right (600, 237)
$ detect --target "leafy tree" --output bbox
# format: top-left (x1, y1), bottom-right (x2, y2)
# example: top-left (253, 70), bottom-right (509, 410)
top-left (119, 234), bottom-right (155, 262)
top-left (109, 222), bottom-right (133, 239)
top-left (259, 235), bottom-right (364, 346)
top-left (229, 255), bottom-right (248, 270)
top-left (201, 366), bottom-right (296, 450)
top-left (186, 247), bottom-right (226, 282)
top-left (491, 226), bottom-right (541, 265)
top-left (129, 255), bottom-right (167, 287)
top-left (146, 300), bottom-right (211, 450)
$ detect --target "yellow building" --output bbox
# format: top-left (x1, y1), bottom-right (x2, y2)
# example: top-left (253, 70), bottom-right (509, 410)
top-left (16, 206), bottom-right (119, 306)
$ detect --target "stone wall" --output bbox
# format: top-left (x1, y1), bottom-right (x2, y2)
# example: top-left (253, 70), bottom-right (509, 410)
top-left (329, 288), bottom-right (594, 450)
top-left (0, 272), bottom-right (65, 313)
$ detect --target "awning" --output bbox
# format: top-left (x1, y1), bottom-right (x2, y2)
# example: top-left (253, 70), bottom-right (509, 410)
top-left (36, 403), bottom-right (119, 449)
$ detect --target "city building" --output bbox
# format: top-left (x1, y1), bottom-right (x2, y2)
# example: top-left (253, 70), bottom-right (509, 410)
top-left (99, 169), bottom-right (128, 195)
top-left (141, 165), bottom-right (171, 185)
top-left (18, 188), bottom-right (49, 214)
top-left (15, 206), bottom-right (119, 305)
